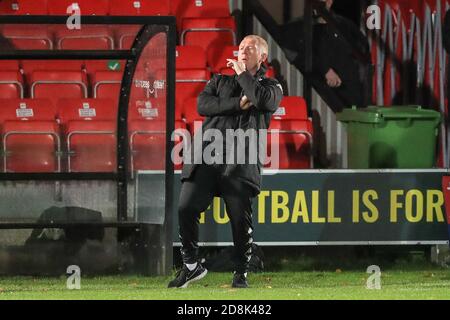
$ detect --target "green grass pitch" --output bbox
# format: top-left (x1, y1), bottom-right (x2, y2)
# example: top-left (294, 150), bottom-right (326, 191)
top-left (0, 269), bottom-right (449, 300)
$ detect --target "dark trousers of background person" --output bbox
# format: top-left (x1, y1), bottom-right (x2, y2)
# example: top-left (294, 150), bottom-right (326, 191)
top-left (178, 164), bottom-right (255, 274)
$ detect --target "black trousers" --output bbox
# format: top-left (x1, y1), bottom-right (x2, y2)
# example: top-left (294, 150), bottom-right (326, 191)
top-left (178, 164), bottom-right (254, 274)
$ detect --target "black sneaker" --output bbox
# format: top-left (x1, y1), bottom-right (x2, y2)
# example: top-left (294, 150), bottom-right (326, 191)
top-left (232, 272), bottom-right (248, 288)
top-left (168, 264), bottom-right (208, 288)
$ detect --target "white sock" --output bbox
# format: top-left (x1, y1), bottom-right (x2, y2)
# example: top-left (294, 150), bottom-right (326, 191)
top-left (186, 263), bottom-right (197, 271)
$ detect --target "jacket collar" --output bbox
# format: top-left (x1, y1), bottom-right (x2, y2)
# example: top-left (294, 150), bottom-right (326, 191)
top-left (255, 64), bottom-right (267, 78)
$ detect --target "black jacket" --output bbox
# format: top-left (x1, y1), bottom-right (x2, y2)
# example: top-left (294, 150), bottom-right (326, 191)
top-left (312, 13), bottom-right (370, 82)
top-left (181, 66), bottom-right (283, 196)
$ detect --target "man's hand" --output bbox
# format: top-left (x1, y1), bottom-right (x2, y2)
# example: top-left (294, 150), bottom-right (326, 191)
top-left (227, 59), bottom-right (246, 75)
top-left (240, 95), bottom-right (253, 110)
top-left (325, 68), bottom-right (342, 88)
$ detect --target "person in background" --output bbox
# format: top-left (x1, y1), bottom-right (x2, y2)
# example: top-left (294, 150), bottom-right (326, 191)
top-left (312, 0), bottom-right (370, 108)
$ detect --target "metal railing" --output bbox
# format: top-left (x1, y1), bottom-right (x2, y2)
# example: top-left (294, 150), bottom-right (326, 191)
top-left (369, 0), bottom-right (448, 167)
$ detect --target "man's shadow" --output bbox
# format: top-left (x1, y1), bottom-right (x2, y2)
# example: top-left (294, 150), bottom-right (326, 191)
top-left (392, 59), bottom-right (441, 109)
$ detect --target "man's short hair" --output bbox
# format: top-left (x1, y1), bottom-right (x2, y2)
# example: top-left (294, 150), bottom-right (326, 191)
top-left (243, 35), bottom-right (268, 57)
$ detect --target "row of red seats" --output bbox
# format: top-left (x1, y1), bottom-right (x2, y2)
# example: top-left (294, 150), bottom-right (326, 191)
top-left (0, 55), bottom-right (273, 113)
top-left (0, 0), bottom-right (230, 19)
top-left (0, 20), bottom-right (236, 52)
top-left (0, 60), bottom-right (123, 103)
top-left (0, 98), bottom-right (173, 173)
top-left (0, 96), bottom-right (312, 172)
top-left (0, 0), bottom-right (237, 52)
top-left (0, 25), bottom-right (139, 50)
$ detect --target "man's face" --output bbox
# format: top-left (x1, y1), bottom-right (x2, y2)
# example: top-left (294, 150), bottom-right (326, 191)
top-left (238, 37), bottom-right (264, 71)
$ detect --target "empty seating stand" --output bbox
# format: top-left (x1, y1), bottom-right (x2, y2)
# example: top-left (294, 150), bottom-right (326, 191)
top-left (57, 98), bottom-right (117, 172)
top-left (0, 99), bottom-right (60, 173)
top-left (0, 0), bottom-right (303, 173)
top-left (268, 96), bottom-right (313, 169)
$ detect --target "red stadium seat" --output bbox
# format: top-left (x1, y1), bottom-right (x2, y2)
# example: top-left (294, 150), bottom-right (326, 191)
top-left (47, 0), bottom-right (109, 15)
top-left (83, 60), bottom-right (125, 87)
top-left (55, 26), bottom-right (114, 50)
top-left (114, 26), bottom-right (141, 49)
top-left (175, 68), bottom-right (210, 116)
top-left (65, 120), bottom-right (116, 172)
top-left (0, 99), bottom-right (60, 173)
top-left (128, 119), bottom-right (166, 171)
top-left (0, 71), bottom-right (24, 99)
top-left (207, 45), bottom-right (238, 73)
top-left (0, 99), bottom-right (56, 123)
top-left (0, 0), bottom-right (48, 15)
top-left (273, 96), bottom-right (308, 120)
top-left (129, 99), bottom-right (186, 170)
top-left (57, 99), bottom-right (117, 172)
top-left (180, 17), bottom-right (237, 52)
top-left (267, 96), bottom-right (313, 169)
top-left (91, 71), bottom-right (122, 100)
top-left (109, 0), bottom-right (170, 16)
top-left (176, 46), bottom-right (207, 70)
top-left (1, 25), bottom-right (53, 50)
top-left (30, 71), bottom-right (88, 105)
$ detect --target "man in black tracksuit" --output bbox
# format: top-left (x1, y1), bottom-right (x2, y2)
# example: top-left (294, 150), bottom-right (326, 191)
top-left (168, 35), bottom-right (283, 289)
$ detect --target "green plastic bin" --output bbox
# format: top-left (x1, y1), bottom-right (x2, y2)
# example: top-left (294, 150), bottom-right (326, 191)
top-left (336, 106), bottom-right (441, 169)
